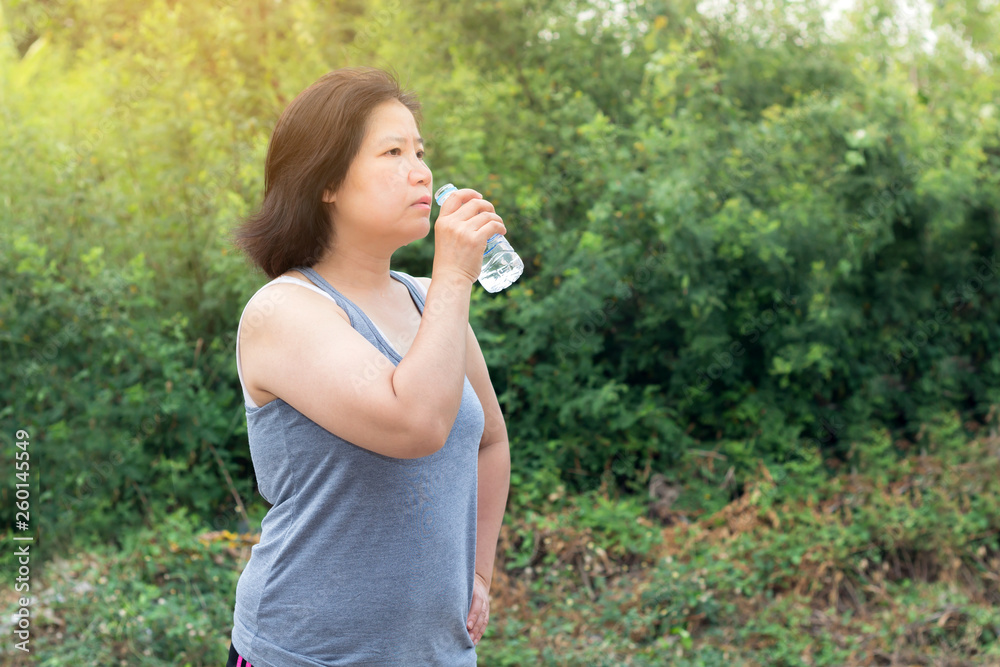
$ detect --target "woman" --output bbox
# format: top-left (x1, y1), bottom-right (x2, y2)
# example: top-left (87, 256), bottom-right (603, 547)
top-left (227, 67), bottom-right (511, 666)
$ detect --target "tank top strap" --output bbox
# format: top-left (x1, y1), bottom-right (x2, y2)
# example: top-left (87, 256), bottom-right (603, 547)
top-left (292, 266), bottom-right (425, 362)
top-left (389, 270), bottom-right (426, 314)
top-left (293, 266), bottom-right (397, 357)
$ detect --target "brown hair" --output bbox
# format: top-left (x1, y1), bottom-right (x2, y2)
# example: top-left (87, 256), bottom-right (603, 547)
top-left (235, 67), bottom-right (421, 278)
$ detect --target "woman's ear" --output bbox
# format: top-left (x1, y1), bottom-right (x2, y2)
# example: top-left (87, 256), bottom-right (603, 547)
top-left (322, 186), bottom-right (336, 204)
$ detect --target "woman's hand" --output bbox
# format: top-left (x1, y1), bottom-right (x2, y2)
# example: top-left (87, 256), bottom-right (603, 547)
top-left (433, 188), bottom-right (506, 285)
top-left (466, 572), bottom-right (491, 646)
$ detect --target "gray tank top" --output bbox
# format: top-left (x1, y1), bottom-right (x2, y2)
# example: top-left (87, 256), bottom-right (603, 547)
top-left (231, 267), bottom-right (483, 666)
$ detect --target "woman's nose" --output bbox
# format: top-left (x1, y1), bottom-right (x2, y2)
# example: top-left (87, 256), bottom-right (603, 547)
top-left (410, 157), bottom-right (431, 184)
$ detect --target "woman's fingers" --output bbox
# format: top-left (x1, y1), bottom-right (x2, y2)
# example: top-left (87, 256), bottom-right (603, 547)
top-left (433, 195), bottom-right (506, 283)
top-left (473, 602), bottom-right (489, 644)
top-left (469, 211), bottom-right (506, 236)
top-left (437, 187), bottom-right (490, 216)
top-left (467, 575), bottom-right (491, 645)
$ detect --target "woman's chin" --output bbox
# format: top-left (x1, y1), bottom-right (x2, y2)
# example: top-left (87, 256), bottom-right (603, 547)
top-left (405, 220), bottom-right (431, 243)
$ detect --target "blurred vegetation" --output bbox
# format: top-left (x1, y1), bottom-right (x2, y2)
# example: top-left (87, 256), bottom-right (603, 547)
top-left (1, 0), bottom-right (999, 664)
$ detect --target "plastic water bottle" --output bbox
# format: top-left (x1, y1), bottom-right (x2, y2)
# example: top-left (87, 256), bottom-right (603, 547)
top-left (434, 183), bottom-right (524, 292)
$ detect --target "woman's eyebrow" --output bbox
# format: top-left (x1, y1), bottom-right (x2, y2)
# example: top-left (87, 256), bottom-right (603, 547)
top-left (379, 135), bottom-right (424, 146)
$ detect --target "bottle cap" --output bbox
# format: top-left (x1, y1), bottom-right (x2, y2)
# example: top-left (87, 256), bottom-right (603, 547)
top-left (434, 183), bottom-right (457, 206)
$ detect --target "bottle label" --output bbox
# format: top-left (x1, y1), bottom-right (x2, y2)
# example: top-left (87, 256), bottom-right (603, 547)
top-left (483, 235), bottom-right (501, 256)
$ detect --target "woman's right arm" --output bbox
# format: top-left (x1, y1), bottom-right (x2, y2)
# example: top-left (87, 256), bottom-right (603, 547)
top-left (238, 188), bottom-right (504, 459)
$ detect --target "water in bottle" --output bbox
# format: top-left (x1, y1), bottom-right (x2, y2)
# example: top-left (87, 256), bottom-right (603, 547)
top-left (434, 183), bottom-right (524, 292)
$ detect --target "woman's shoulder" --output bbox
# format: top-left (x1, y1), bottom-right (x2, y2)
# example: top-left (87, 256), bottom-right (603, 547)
top-left (241, 272), bottom-right (351, 333)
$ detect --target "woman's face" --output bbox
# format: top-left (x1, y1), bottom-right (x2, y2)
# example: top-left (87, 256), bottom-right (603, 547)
top-left (326, 100), bottom-right (433, 252)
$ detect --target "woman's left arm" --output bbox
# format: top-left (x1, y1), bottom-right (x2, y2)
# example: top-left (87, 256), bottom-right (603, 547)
top-left (415, 276), bottom-right (510, 646)
top-left (463, 320), bottom-right (510, 645)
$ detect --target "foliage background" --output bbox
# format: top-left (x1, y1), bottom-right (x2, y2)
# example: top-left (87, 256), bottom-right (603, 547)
top-left (1, 0), bottom-right (999, 664)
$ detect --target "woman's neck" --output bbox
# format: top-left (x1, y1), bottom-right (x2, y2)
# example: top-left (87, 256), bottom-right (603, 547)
top-left (308, 246), bottom-right (396, 300)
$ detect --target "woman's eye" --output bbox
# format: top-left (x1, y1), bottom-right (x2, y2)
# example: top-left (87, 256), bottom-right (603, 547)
top-left (385, 147), bottom-right (424, 159)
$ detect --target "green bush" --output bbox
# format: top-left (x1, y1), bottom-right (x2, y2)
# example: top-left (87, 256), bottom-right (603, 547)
top-left (0, 235), bottom-right (250, 546)
top-left (2, 0), bottom-right (1000, 559)
top-left (26, 509), bottom-right (243, 667)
